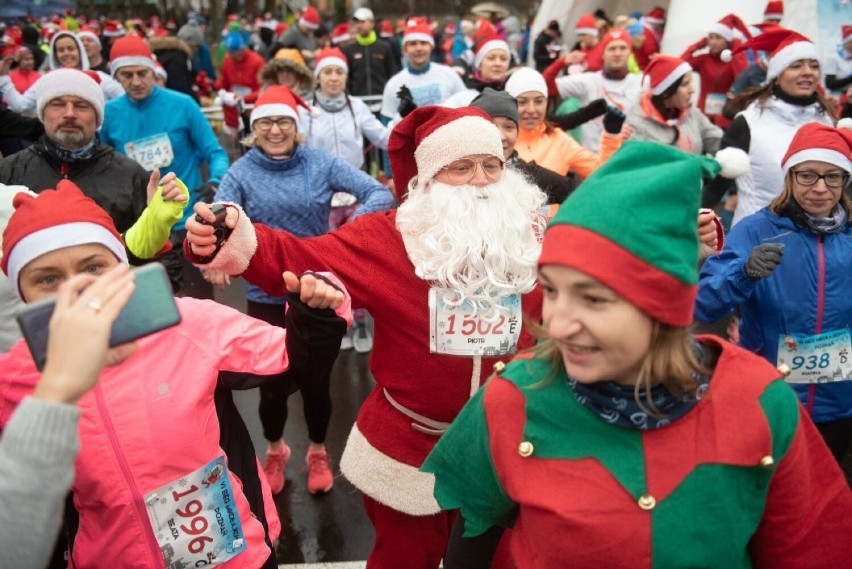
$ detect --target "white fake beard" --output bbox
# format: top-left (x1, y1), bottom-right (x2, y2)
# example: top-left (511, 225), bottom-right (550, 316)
top-left (396, 167), bottom-right (547, 321)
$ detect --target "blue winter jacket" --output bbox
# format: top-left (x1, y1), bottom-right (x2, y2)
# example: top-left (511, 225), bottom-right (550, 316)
top-left (695, 208), bottom-right (852, 423)
top-left (101, 86), bottom-right (229, 229)
top-left (215, 144), bottom-right (395, 304)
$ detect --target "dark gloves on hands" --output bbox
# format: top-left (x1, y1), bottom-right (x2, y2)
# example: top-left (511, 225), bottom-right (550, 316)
top-left (547, 98), bottom-right (607, 131)
top-left (602, 105), bottom-right (626, 135)
top-left (195, 182), bottom-right (219, 204)
top-left (745, 243), bottom-right (784, 280)
top-left (397, 85), bottom-right (417, 118)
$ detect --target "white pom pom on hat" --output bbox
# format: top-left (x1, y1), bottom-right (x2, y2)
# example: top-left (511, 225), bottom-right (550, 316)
top-left (714, 147), bottom-right (750, 179)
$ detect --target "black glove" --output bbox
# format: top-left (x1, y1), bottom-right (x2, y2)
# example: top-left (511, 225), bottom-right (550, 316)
top-left (547, 98), bottom-right (607, 131)
top-left (745, 243), bottom-right (784, 280)
top-left (195, 181), bottom-right (219, 204)
top-left (397, 85), bottom-right (417, 118)
top-left (602, 105), bottom-right (626, 135)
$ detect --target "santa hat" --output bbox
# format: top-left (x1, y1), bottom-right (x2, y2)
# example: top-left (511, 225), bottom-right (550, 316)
top-left (643, 55), bottom-right (692, 96)
top-left (87, 19), bottom-right (100, 29)
top-left (473, 33), bottom-right (510, 69)
top-left (299, 6), bottom-right (320, 30)
top-left (708, 14), bottom-right (751, 44)
top-left (403, 22), bottom-right (434, 47)
top-left (764, 1), bottom-right (784, 21)
top-left (539, 142), bottom-right (726, 327)
top-left (249, 85), bottom-right (310, 128)
top-left (380, 20), bottom-right (395, 38)
top-left (77, 29), bottom-right (102, 49)
top-left (598, 28), bottom-right (632, 52)
top-left (732, 28), bottom-right (819, 82)
top-left (781, 122), bottom-right (852, 175)
top-left (2, 180), bottom-right (128, 296)
top-left (314, 47), bottom-right (347, 77)
top-left (387, 106), bottom-right (503, 193)
top-left (644, 7), bottom-right (666, 25)
top-left (842, 25), bottom-right (852, 45)
top-left (36, 68), bottom-right (105, 126)
top-left (505, 67), bottom-right (547, 97)
top-left (331, 23), bottom-right (350, 45)
top-left (109, 34), bottom-right (157, 76)
top-left (102, 19), bottom-right (125, 37)
top-left (575, 13), bottom-right (598, 37)
top-left (153, 60), bottom-right (167, 81)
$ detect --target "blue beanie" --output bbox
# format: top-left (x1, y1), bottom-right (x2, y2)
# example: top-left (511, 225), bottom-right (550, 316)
top-left (225, 33), bottom-right (245, 52)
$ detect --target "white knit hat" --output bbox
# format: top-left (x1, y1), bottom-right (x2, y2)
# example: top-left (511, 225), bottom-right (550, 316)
top-left (36, 68), bottom-right (105, 127)
top-left (505, 67), bottom-right (548, 98)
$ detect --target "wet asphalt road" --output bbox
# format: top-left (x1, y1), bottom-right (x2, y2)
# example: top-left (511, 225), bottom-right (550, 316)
top-left (216, 279), bottom-right (375, 565)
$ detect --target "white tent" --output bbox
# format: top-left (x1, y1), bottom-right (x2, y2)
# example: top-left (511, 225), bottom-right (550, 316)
top-left (530, 0), bottom-right (850, 64)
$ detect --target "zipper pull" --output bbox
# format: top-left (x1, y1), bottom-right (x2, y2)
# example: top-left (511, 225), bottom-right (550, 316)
top-left (60, 162), bottom-right (69, 178)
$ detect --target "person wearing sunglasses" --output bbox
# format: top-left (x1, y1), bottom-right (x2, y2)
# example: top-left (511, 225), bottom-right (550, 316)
top-left (696, 122), bottom-right (852, 465)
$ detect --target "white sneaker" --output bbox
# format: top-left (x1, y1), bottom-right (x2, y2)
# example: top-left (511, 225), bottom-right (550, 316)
top-left (353, 321), bottom-right (373, 354)
top-left (340, 328), bottom-right (354, 351)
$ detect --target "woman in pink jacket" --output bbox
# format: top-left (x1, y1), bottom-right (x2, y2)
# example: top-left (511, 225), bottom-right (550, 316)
top-left (0, 180), bottom-right (350, 568)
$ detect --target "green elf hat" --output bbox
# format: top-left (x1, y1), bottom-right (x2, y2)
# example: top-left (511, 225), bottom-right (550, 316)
top-left (539, 141), bottom-right (737, 327)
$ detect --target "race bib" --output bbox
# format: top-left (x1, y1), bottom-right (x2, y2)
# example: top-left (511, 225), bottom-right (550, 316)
top-left (776, 328), bottom-right (852, 384)
top-left (429, 288), bottom-right (521, 357)
top-left (125, 133), bottom-right (174, 171)
top-left (231, 85), bottom-right (252, 97)
top-left (145, 457), bottom-right (247, 567)
top-left (704, 93), bottom-right (726, 116)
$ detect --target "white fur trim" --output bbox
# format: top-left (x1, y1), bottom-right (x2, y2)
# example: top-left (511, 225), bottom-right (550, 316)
top-left (36, 68), bottom-right (105, 126)
top-left (250, 104), bottom-right (300, 128)
top-left (314, 56), bottom-right (348, 78)
top-left (195, 202), bottom-right (258, 275)
top-left (764, 12), bottom-right (783, 20)
top-left (474, 39), bottom-right (510, 69)
top-left (766, 41), bottom-right (820, 82)
top-left (644, 16), bottom-right (665, 25)
top-left (708, 23), bottom-right (733, 43)
top-left (109, 55), bottom-right (157, 76)
top-left (837, 118), bottom-right (852, 131)
top-left (339, 423), bottom-right (441, 516)
top-left (77, 31), bottom-right (102, 49)
top-left (403, 31), bottom-right (435, 46)
top-left (574, 26), bottom-right (598, 37)
top-left (783, 149), bottom-right (850, 174)
top-left (299, 18), bottom-right (319, 30)
top-left (715, 147), bottom-right (750, 179)
top-left (6, 222), bottom-right (127, 295)
top-left (414, 116), bottom-right (504, 184)
top-left (651, 61), bottom-right (692, 95)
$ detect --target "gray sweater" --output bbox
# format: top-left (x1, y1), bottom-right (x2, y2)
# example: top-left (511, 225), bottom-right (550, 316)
top-left (0, 397), bottom-right (80, 569)
top-left (625, 96), bottom-right (722, 155)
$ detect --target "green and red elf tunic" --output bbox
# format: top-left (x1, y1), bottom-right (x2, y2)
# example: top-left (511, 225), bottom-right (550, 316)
top-left (422, 336), bottom-right (852, 568)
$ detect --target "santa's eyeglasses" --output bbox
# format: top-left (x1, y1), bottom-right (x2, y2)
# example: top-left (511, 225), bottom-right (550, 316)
top-left (439, 157), bottom-right (505, 185)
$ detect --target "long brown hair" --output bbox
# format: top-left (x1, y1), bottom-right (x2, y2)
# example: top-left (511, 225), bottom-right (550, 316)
top-left (528, 317), bottom-right (706, 418)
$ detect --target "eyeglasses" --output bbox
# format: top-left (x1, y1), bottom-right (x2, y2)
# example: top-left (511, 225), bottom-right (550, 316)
top-left (440, 157), bottom-right (505, 185)
top-left (792, 170), bottom-right (850, 189)
top-left (254, 117), bottom-right (296, 132)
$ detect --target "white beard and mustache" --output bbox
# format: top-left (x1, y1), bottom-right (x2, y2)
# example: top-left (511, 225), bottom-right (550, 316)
top-left (396, 167), bottom-right (547, 321)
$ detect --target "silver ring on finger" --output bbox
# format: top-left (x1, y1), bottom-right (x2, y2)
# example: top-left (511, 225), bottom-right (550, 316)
top-left (88, 298), bottom-right (103, 313)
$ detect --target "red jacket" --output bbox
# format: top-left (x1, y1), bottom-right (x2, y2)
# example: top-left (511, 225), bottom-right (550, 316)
top-left (216, 49), bottom-right (265, 100)
top-left (680, 39), bottom-right (748, 128)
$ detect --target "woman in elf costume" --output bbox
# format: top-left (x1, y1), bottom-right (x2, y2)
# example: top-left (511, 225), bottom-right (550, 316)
top-left (422, 141), bottom-right (852, 568)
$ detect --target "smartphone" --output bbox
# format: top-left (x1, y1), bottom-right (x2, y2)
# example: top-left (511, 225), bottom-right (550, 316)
top-left (16, 263), bottom-right (181, 371)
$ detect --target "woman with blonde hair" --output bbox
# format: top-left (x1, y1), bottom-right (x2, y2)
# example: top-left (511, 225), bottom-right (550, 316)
top-left (423, 141), bottom-right (851, 568)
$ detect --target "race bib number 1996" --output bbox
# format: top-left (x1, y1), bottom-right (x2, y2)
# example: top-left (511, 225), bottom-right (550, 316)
top-left (145, 457), bottom-right (246, 567)
top-left (429, 288), bottom-right (521, 357)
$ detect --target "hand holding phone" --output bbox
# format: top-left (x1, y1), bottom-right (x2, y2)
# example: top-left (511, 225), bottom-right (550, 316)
top-left (190, 203), bottom-right (232, 261)
top-left (17, 263), bottom-right (181, 371)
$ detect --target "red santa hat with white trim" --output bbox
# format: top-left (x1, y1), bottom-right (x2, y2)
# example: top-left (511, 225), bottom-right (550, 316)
top-left (403, 22), bottom-right (435, 47)
top-left (1, 180), bottom-right (128, 297)
top-left (708, 14), bottom-right (752, 44)
top-left (331, 23), bottom-right (350, 45)
top-left (644, 7), bottom-right (666, 25)
top-left (842, 25), bottom-right (852, 45)
top-left (36, 68), bottom-right (105, 126)
top-left (643, 55), bottom-right (692, 95)
top-left (732, 27), bottom-right (820, 83)
top-left (77, 29), bottom-right (102, 49)
top-left (249, 85), bottom-right (311, 128)
top-left (781, 122), bottom-right (852, 175)
top-left (102, 19), bottom-right (126, 37)
top-left (764, 1), bottom-right (784, 21)
top-left (299, 6), bottom-right (320, 31)
top-left (313, 47), bottom-right (348, 77)
top-left (387, 106), bottom-right (504, 194)
top-left (473, 32), bottom-right (510, 69)
top-left (575, 13), bottom-right (598, 38)
top-left (109, 34), bottom-right (157, 76)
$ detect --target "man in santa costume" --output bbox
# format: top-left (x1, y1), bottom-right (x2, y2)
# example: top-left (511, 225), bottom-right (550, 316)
top-left (184, 105), bottom-right (548, 568)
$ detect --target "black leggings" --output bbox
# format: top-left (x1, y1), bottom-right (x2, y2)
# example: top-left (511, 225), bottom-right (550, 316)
top-left (816, 416), bottom-right (852, 466)
top-left (249, 300), bottom-right (333, 445)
